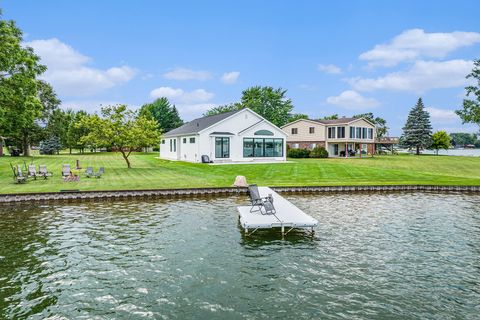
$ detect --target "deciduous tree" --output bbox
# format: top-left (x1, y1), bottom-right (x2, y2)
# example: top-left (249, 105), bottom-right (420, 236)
top-left (79, 105), bottom-right (160, 168)
top-left (353, 112), bottom-right (389, 138)
top-left (430, 131), bottom-right (451, 155)
top-left (456, 59), bottom-right (480, 130)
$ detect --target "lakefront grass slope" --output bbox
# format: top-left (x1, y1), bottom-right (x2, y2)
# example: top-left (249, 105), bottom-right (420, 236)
top-left (1, 152), bottom-right (480, 194)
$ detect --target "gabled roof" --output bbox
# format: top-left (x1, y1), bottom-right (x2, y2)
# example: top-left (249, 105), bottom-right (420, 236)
top-left (163, 109), bottom-right (242, 137)
top-left (282, 117), bottom-right (376, 128)
top-left (314, 117), bottom-right (357, 125)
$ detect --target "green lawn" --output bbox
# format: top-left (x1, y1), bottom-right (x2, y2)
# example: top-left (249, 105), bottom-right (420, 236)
top-left (1, 152), bottom-right (480, 194)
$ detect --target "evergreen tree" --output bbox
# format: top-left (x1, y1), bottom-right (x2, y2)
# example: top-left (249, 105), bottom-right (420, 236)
top-left (139, 97), bottom-right (183, 133)
top-left (39, 136), bottom-right (61, 155)
top-left (400, 98), bottom-right (432, 155)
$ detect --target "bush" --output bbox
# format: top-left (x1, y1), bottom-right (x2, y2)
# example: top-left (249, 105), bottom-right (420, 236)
top-left (39, 136), bottom-right (61, 155)
top-left (309, 146), bottom-right (328, 158)
top-left (153, 146), bottom-right (160, 152)
top-left (287, 148), bottom-right (310, 158)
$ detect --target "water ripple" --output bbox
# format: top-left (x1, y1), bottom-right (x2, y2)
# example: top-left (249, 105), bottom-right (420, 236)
top-left (0, 192), bottom-right (479, 319)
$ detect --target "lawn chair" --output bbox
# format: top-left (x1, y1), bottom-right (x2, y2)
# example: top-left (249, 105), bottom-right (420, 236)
top-left (61, 164), bottom-right (71, 177)
top-left (248, 184), bottom-right (276, 215)
top-left (94, 167), bottom-right (105, 178)
top-left (14, 165), bottom-right (27, 183)
top-left (84, 166), bottom-right (94, 178)
top-left (28, 165), bottom-right (38, 180)
top-left (39, 165), bottom-right (53, 179)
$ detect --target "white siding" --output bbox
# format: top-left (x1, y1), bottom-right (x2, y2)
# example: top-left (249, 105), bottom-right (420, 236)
top-left (160, 108), bottom-right (287, 163)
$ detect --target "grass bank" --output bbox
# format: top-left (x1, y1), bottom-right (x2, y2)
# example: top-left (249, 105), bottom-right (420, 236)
top-left (1, 152), bottom-right (480, 194)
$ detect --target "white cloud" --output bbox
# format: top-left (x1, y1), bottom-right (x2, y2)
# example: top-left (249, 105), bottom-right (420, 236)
top-left (326, 90), bottom-right (380, 110)
top-left (426, 107), bottom-right (459, 124)
top-left (349, 59), bottom-right (473, 93)
top-left (25, 38), bottom-right (136, 97)
top-left (149, 86), bottom-right (214, 104)
top-left (163, 68), bottom-right (212, 81)
top-left (360, 29), bottom-right (480, 67)
top-left (318, 64), bottom-right (342, 74)
top-left (221, 71), bottom-right (240, 84)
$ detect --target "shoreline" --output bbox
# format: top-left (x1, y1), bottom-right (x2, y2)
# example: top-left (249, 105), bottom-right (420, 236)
top-left (1, 184), bottom-right (480, 204)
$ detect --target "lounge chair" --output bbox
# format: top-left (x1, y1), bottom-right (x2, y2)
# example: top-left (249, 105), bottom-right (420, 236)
top-left (84, 166), bottom-right (94, 178)
top-left (28, 165), bottom-right (38, 180)
top-left (248, 184), bottom-right (276, 215)
top-left (15, 165), bottom-right (27, 183)
top-left (94, 167), bottom-right (105, 178)
top-left (39, 165), bottom-right (53, 179)
top-left (62, 164), bottom-right (71, 177)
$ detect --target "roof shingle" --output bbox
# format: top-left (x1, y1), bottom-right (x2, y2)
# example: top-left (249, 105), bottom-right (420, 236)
top-left (163, 109), bottom-right (241, 137)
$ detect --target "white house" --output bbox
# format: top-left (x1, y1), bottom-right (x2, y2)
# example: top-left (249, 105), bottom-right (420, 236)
top-left (160, 108), bottom-right (287, 163)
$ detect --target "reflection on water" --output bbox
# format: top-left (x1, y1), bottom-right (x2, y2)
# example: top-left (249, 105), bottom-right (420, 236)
top-left (1, 192), bottom-right (479, 319)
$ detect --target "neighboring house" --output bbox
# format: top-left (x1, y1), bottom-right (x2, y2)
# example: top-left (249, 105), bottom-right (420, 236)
top-left (160, 108), bottom-right (287, 163)
top-left (281, 117), bottom-right (376, 157)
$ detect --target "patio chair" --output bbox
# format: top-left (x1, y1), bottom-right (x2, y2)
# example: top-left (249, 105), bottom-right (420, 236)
top-left (248, 184), bottom-right (276, 215)
top-left (84, 166), bottom-right (94, 178)
top-left (28, 165), bottom-right (38, 180)
top-left (61, 164), bottom-right (71, 177)
top-left (39, 165), bottom-right (53, 179)
top-left (15, 165), bottom-right (27, 183)
top-left (94, 167), bottom-right (105, 178)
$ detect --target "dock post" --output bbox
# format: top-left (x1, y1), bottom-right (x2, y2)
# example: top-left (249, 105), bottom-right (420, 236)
top-left (281, 225), bottom-right (285, 236)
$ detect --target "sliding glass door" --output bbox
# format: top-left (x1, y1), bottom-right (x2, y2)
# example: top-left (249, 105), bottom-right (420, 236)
top-left (215, 137), bottom-right (230, 158)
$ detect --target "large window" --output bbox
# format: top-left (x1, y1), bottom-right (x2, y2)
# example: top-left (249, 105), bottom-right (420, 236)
top-left (169, 139), bottom-right (176, 152)
top-left (243, 138), bottom-right (254, 157)
top-left (337, 126), bottom-right (345, 138)
top-left (362, 128), bottom-right (367, 139)
top-left (368, 128), bottom-right (373, 139)
top-left (215, 137), bottom-right (230, 158)
top-left (244, 138), bottom-right (283, 157)
top-left (328, 127), bottom-right (336, 139)
top-left (349, 127), bottom-right (355, 139)
top-left (356, 127), bottom-right (361, 139)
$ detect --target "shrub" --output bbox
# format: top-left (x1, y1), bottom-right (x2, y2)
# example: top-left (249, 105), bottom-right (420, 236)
top-left (39, 136), bottom-right (61, 155)
top-left (310, 146), bottom-right (328, 158)
top-left (287, 148), bottom-right (310, 158)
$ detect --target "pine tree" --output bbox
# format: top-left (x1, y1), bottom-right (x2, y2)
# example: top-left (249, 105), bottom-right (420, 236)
top-left (400, 98), bottom-right (432, 155)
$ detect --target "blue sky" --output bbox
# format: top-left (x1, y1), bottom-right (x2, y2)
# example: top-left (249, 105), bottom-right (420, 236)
top-left (3, 0), bottom-right (480, 135)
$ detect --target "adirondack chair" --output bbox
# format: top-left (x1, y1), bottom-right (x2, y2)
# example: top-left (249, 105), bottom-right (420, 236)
top-left (39, 165), bottom-right (53, 179)
top-left (61, 164), bottom-right (71, 177)
top-left (84, 166), bottom-right (94, 178)
top-left (94, 167), bottom-right (105, 178)
top-left (14, 165), bottom-right (27, 183)
top-left (28, 165), bottom-right (38, 180)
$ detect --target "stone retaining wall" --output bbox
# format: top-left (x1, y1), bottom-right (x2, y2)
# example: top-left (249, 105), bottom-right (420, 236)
top-left (1, 185), bottom-right (479, 204)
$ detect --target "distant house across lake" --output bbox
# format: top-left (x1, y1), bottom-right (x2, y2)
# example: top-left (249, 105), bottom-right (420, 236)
top-left (160, 108), bottom-right (287, 163)
top-left (282, 117), bottom-right (376, 157)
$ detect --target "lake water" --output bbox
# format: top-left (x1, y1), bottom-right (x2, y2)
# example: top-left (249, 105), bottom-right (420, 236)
top-left (411, 148), bottom-right (480, 156)
top-left (1, 193), bottom-right (479, 319)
